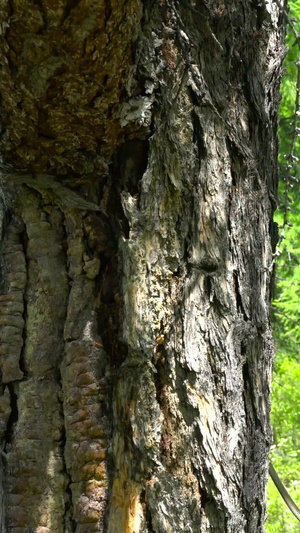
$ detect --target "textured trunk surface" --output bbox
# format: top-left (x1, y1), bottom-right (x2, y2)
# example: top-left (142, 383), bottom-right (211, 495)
top-left (0, 1), bottom-right (285, 532)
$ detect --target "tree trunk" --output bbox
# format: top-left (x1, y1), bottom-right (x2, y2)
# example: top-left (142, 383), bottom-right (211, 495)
top-left (0, 1), bottom-right (285, 532)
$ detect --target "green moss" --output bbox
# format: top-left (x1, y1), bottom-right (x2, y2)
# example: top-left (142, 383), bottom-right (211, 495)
top-left (0, 0), bottom-right (143, 175)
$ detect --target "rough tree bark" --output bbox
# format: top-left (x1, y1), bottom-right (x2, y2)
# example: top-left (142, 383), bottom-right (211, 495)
top-left (0, 1), bottom-right (285, 532)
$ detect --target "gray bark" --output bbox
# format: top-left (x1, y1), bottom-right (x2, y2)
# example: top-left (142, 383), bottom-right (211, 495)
top-left (0, 1), bottom-right (285, 532)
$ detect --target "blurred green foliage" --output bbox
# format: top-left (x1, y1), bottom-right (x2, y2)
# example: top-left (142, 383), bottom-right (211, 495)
top-left (267, 358), bottom-right (300, 531)
top-left (266, 1), bottom-right (300, 531)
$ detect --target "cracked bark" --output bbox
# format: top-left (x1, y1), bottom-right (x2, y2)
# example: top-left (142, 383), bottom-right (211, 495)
top-left (0, 1), bottom-right (285, 532)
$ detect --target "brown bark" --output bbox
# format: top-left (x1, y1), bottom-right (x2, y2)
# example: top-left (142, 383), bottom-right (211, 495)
top-left (0, 1), bottom-right (285, 532)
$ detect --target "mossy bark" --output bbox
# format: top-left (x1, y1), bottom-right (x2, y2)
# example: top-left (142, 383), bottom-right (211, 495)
top-left (0, 1), bottom-right (285, 532)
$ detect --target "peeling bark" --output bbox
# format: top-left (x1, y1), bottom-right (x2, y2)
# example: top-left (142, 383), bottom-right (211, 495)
top-left (0, 1), bottom-right (285, 532)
